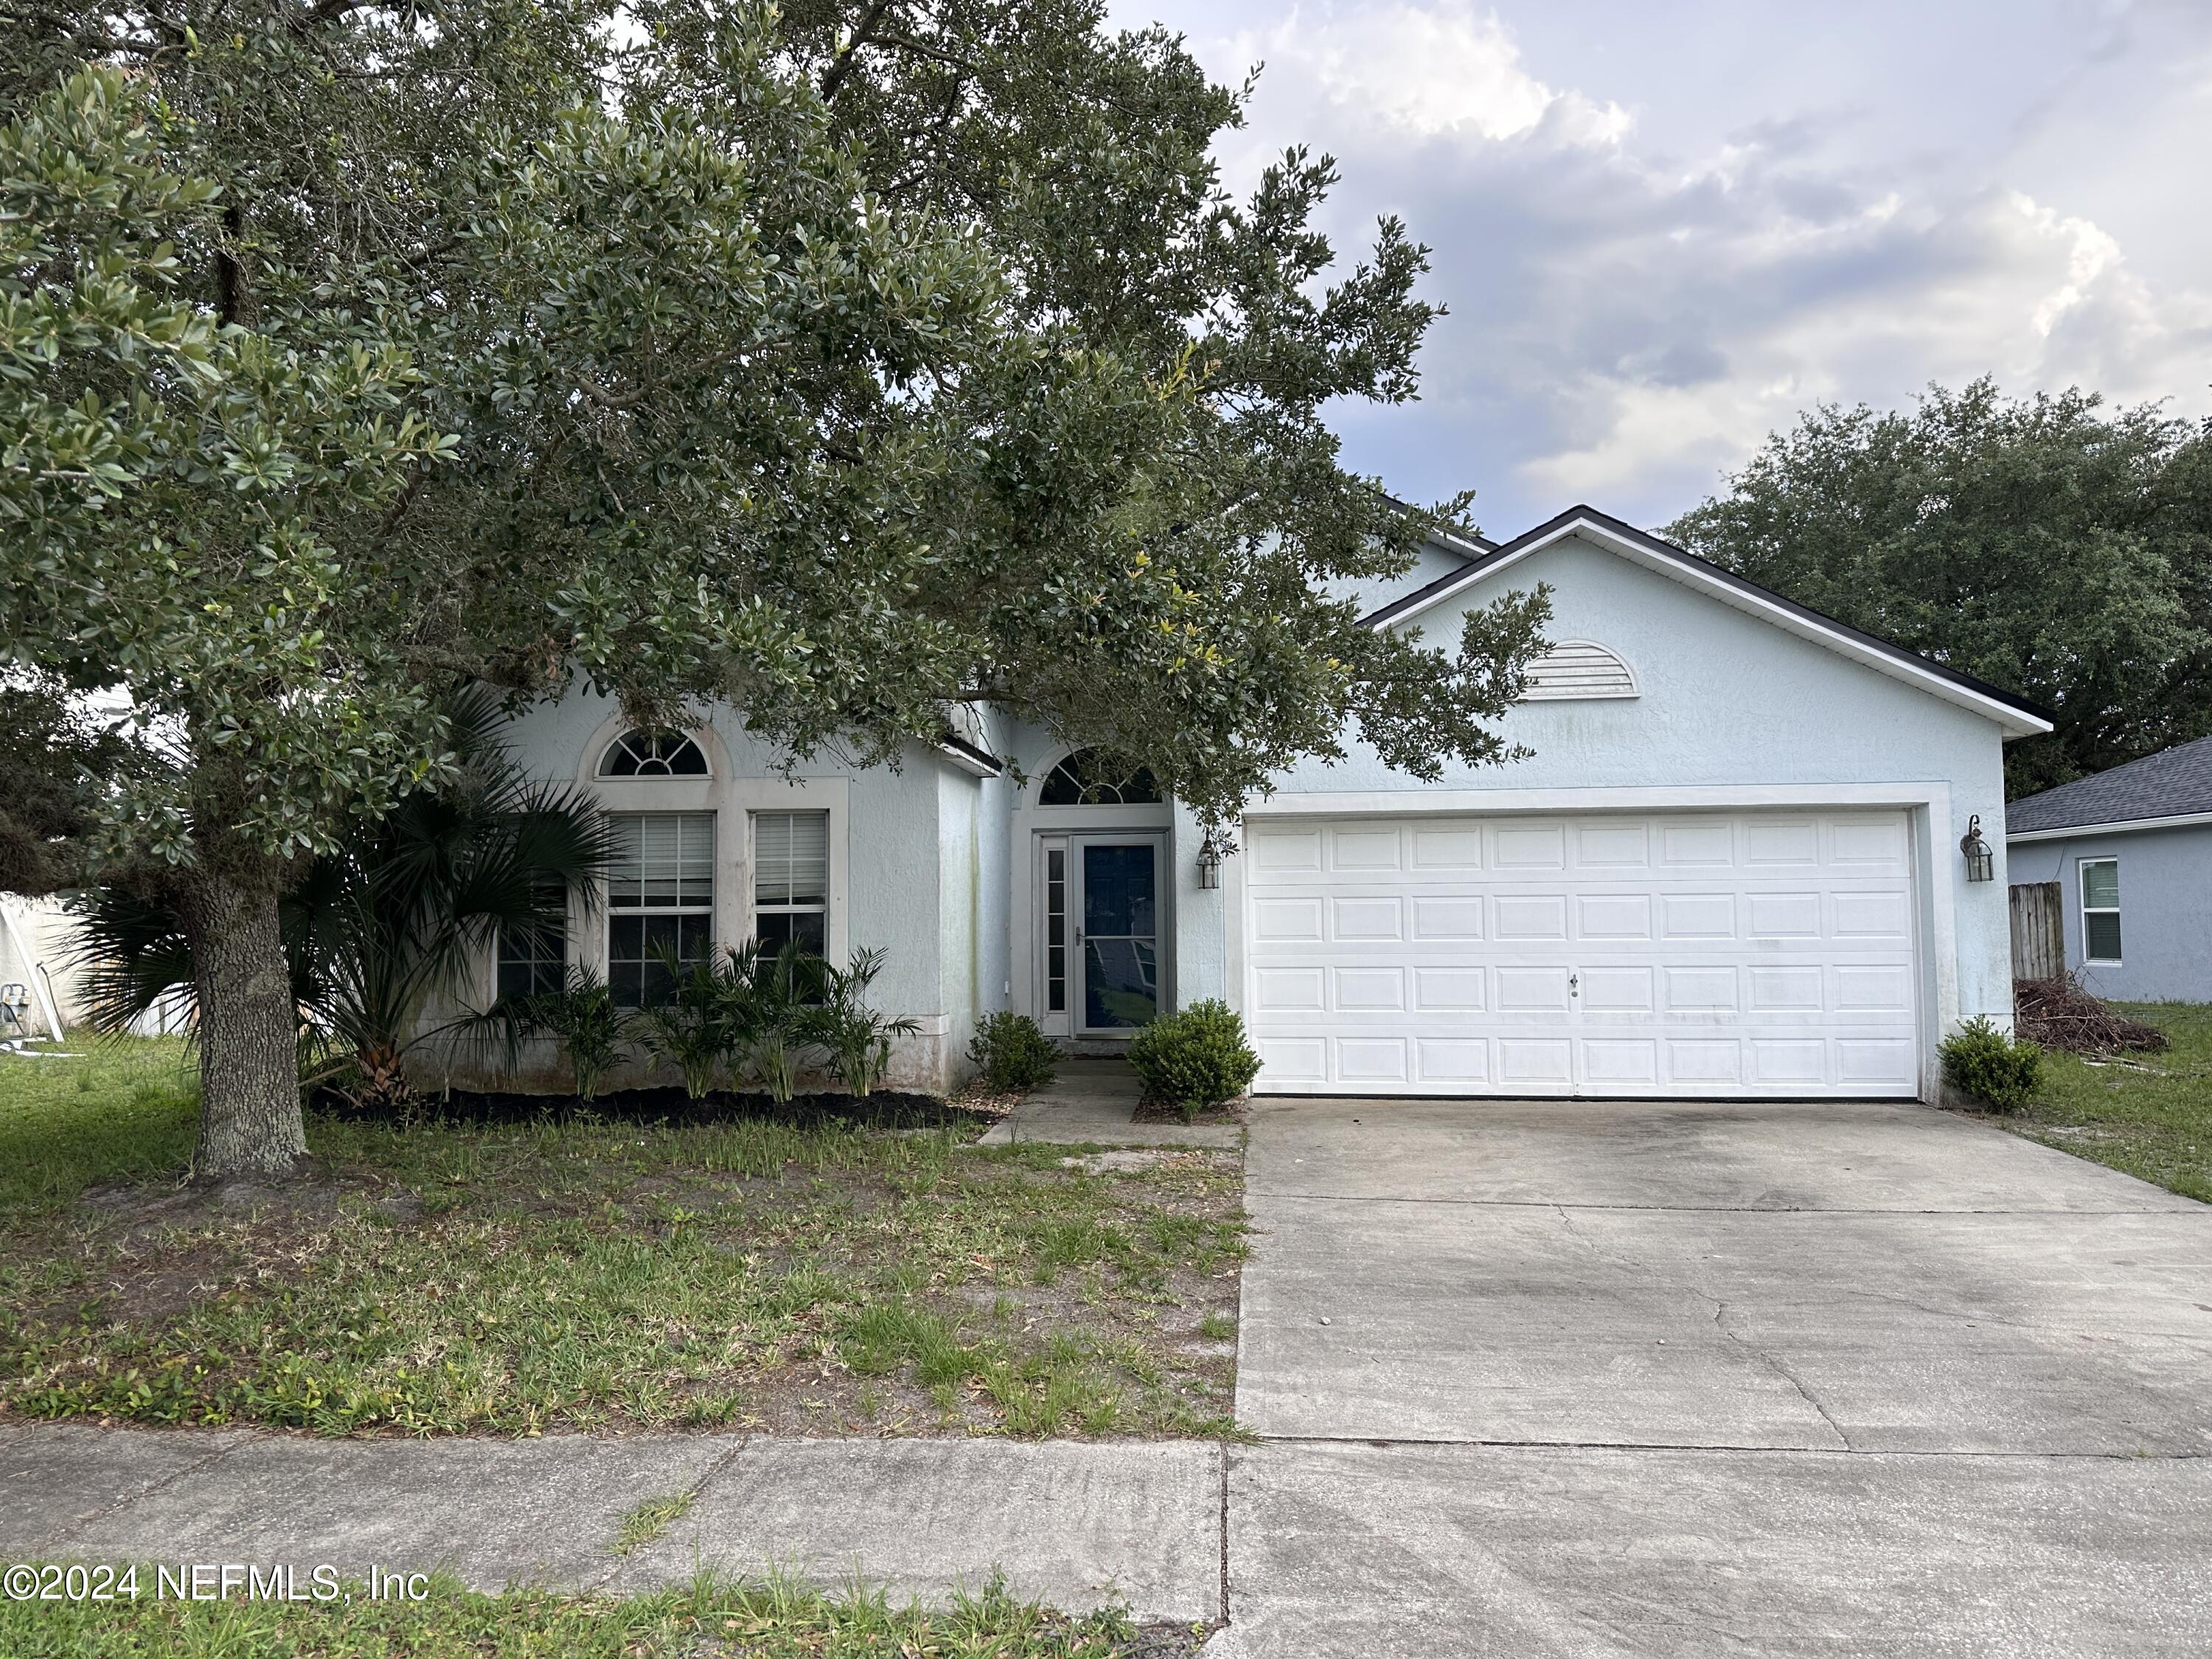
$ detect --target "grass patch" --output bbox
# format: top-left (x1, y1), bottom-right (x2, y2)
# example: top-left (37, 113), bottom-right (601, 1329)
top-left (1997, 1002), bottom-right (2212, 1203)
top-left (0, 1040), bottom-right (1245, 1439)
top-left (0, 1568), bottom-right (1205, 1657)
top-left (611, 1489), bottom-right (697, 1557)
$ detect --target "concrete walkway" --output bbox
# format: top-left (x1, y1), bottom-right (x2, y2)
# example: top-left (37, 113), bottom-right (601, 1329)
top-left (975, 1059), bottom-right (1242, 1149)
top-left (0, 1426), bottom-right (1222, 1622)
top-left (1221, 1096), bottom-right (2212, 1657)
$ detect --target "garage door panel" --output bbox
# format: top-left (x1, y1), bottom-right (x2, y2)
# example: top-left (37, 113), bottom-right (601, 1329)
top-left (1334, 967), bottom-right (1405, 1010)
top-left (1495, 826), bottom-right (1567, 868)
top-left (1745, 819), bottom-right (1821, 864)
top-left (1495, 894), bottom-right (1568, 939)
top-left (1660, 820), bottom-right (1735, 866)
top-left (1411, 896), bottom-right (1484, 939)
top-left (1330, 896), bottom-right (1402, 939)
top-left (1660, 893), bottom-right (1737, 939)
top-left (1247, 810), bottom-right (1919, 1099)
top-left (1576, 893), bottom-right (1654, 939)
top-left (1329, 827), bottom-right (1402, 869)
top-left (1416, 1039), bottom-right (1489, 1082)
top-left (1413, 967), bottom-right (1486, 1011)
top-left (1575, 822), bottom-right (1650, 867)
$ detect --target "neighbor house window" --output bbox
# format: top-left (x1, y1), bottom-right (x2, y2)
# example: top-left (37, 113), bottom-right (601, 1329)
top-left (497, 880), bottom-right (568, 1001)
top-left (2079, 859), bottom-right (2121, 963)
top-left (607, 813), bottom-right (715, 1005)
top-left (752, 810), bottom-right (828, 953)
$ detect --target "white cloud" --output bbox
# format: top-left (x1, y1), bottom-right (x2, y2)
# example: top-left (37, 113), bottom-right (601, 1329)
top-left (1225, 1), bottom-right (1629, 145)
top-left (1141, 1), bottom-right (2212, 531)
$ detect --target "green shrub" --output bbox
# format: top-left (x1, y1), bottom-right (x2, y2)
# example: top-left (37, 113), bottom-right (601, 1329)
top-left (1127, 1000), bottom-right (1259, 1118)
top-left (1940, 1016), bottom-right (2044, 1111)
top-left (967, 1011), bottom-right (1058, 1091)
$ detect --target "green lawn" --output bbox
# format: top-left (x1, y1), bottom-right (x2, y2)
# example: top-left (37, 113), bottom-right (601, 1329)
top-left (0, 1570), bottom-right (1201, 1658)
top-left (0, 1040), bottom-right (1245, 1439)
top-left (2000, 1002), bottom-right (2212, 1203)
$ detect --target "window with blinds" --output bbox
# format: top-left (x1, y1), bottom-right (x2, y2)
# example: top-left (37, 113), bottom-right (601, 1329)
top-left (606, 813), bottom-right (715, 1005)
top-left (753, 810), bottom-right (828, 954)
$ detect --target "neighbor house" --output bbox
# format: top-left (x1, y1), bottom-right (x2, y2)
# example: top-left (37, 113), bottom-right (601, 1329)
top-left (470, 504), bottom-right (2051, 1100)
top-left (2005, 734), bottom-right (2212, 1003)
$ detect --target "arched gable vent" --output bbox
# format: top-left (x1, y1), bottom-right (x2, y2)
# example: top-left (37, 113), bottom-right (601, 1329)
top-left (1520, 639), bottom-right (1638, 701)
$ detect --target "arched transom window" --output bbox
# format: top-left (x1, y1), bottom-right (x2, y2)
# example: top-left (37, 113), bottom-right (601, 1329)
top-left (598, 728), bottom-right (709, 777)
top-left (1039, 749), bottom-right (1163, 806)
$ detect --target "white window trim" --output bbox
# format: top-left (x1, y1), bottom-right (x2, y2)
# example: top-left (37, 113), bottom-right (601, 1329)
top-left (571, 714), bottom-right (851, 975)
top-left (748, 807), bottom-right (832, 951)
top-left (2079, 857), bottom-right (2122, 964)
top-left (604, 810), bottom-right (717, 1004)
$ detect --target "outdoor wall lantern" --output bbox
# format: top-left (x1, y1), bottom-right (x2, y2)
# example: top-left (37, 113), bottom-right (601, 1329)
top-left (1196, 829), bottom-right (1230, 890)
top-left (1958, 815), bottom-right (1994, 883)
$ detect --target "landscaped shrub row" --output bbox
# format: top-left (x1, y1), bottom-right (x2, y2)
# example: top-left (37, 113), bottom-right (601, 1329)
top-left (512, 941), bottom-right (917, 1104)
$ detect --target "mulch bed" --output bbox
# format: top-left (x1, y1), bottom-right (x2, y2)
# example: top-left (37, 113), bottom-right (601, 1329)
top-left (307, 1083), bottom-right (990, 1133)
top-left (2014, 977), bottom-right (2168, 1056)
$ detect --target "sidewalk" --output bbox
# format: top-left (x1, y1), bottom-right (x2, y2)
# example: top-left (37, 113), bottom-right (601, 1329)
top-left (975, 1060), bottom-right (1242, 1149)
top-left (0, 1424), bottom-right (1223, 1623)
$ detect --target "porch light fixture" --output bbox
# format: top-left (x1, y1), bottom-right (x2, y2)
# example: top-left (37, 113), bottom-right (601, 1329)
top-left (1195, 829), bottom-right (1231, 890)
top-left (1958, 815), bottom-right (1994, 884)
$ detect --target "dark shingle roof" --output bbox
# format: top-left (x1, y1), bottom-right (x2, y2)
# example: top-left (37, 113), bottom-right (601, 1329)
top-left (2008, 734), bottom-right (2212, 835)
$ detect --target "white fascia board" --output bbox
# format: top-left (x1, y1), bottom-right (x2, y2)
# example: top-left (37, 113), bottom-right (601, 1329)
top-left (934, 741), bottom-right (1003, 779)
top-left (1245, 780), bottom-right (1952, 818)
top-left (1374, 516), bottom-right (2055, 742)
top-left (2007, 810), bottom-right (2212, 844)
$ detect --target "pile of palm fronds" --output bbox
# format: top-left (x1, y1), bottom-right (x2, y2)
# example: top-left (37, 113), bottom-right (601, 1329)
top-left (2013, 976), bottom-right (2168, 1055)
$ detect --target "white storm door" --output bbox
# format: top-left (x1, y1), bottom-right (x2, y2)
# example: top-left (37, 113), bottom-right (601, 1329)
top-left (1242, 811), bottom-right (1921, 1099)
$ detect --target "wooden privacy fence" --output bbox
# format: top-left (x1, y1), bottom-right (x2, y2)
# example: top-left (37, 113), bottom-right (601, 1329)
top-left (2010, 881), bottom-right (2065, 981)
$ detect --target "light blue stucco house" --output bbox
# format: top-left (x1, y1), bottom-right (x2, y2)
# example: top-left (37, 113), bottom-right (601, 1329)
top-left (475, 505), bottom-right (2052, 1101)
top-left (2005, 734), bottom-right (2212, 1003)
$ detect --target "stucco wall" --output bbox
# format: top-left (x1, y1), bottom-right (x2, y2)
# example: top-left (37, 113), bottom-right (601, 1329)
top-left (2006, 824), bottom-right (2212, 1002)
top-left (1262, 532), bottom-right (2023, 1037)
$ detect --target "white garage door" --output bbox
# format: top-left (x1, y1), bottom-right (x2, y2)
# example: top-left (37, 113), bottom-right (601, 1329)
top-left (1243, 811), bottom-right (1921, 1098)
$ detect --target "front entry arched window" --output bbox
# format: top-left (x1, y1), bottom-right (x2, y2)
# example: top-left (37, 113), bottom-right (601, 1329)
top-left (1038, 749), bottom-right (1161, 806)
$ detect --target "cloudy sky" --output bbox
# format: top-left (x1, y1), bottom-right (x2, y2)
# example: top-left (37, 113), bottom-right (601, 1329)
top-left (1106, 0), bottom-right (2212, 538)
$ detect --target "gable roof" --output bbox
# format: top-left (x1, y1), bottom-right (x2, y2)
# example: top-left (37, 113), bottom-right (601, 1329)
top-left (2007, 734), bottom-right (2212, 841)
top-left (1363, 504), bottom-right (2053, 740)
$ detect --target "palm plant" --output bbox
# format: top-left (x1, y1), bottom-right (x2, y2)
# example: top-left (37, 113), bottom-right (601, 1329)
top-left (723, 937), bottom-right (827, 1105)
top-left (74, 693), bottom-right (616, 1110)
top-left (807, 947), bottom-right (922, 1096)
top-left (630, 948), bottom-right (731, 1099)
top-left (513, 968), bottom-right (633, 1102)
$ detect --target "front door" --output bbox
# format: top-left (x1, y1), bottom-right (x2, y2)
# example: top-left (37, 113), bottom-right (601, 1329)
top-left (1074, 836), bottom-right (1162, 1033)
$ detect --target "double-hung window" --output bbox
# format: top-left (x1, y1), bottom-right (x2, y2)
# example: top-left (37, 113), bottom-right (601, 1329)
top-left (607, 813), bottom-right (715, 1005)
top-left (497, 878), bottom-right (568, 1001)
top-left (752, 810), bottom-right (828, 953)
top-left (2079, 858), bottom-right (2122, 963)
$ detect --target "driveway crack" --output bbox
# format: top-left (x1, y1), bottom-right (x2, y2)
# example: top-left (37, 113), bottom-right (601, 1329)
top-left (1705, 1299), bottom-right (1853, 1452)
top-left (1551, 1205), bottom-right (1854, 1453)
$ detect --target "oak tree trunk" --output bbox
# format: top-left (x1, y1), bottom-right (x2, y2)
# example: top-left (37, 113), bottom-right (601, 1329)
top-left (180, 866), bottom-right (307, 1180)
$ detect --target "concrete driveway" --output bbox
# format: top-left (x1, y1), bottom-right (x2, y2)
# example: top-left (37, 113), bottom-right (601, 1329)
top-left (1225, 1099), bottom-right (2212, 1657)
